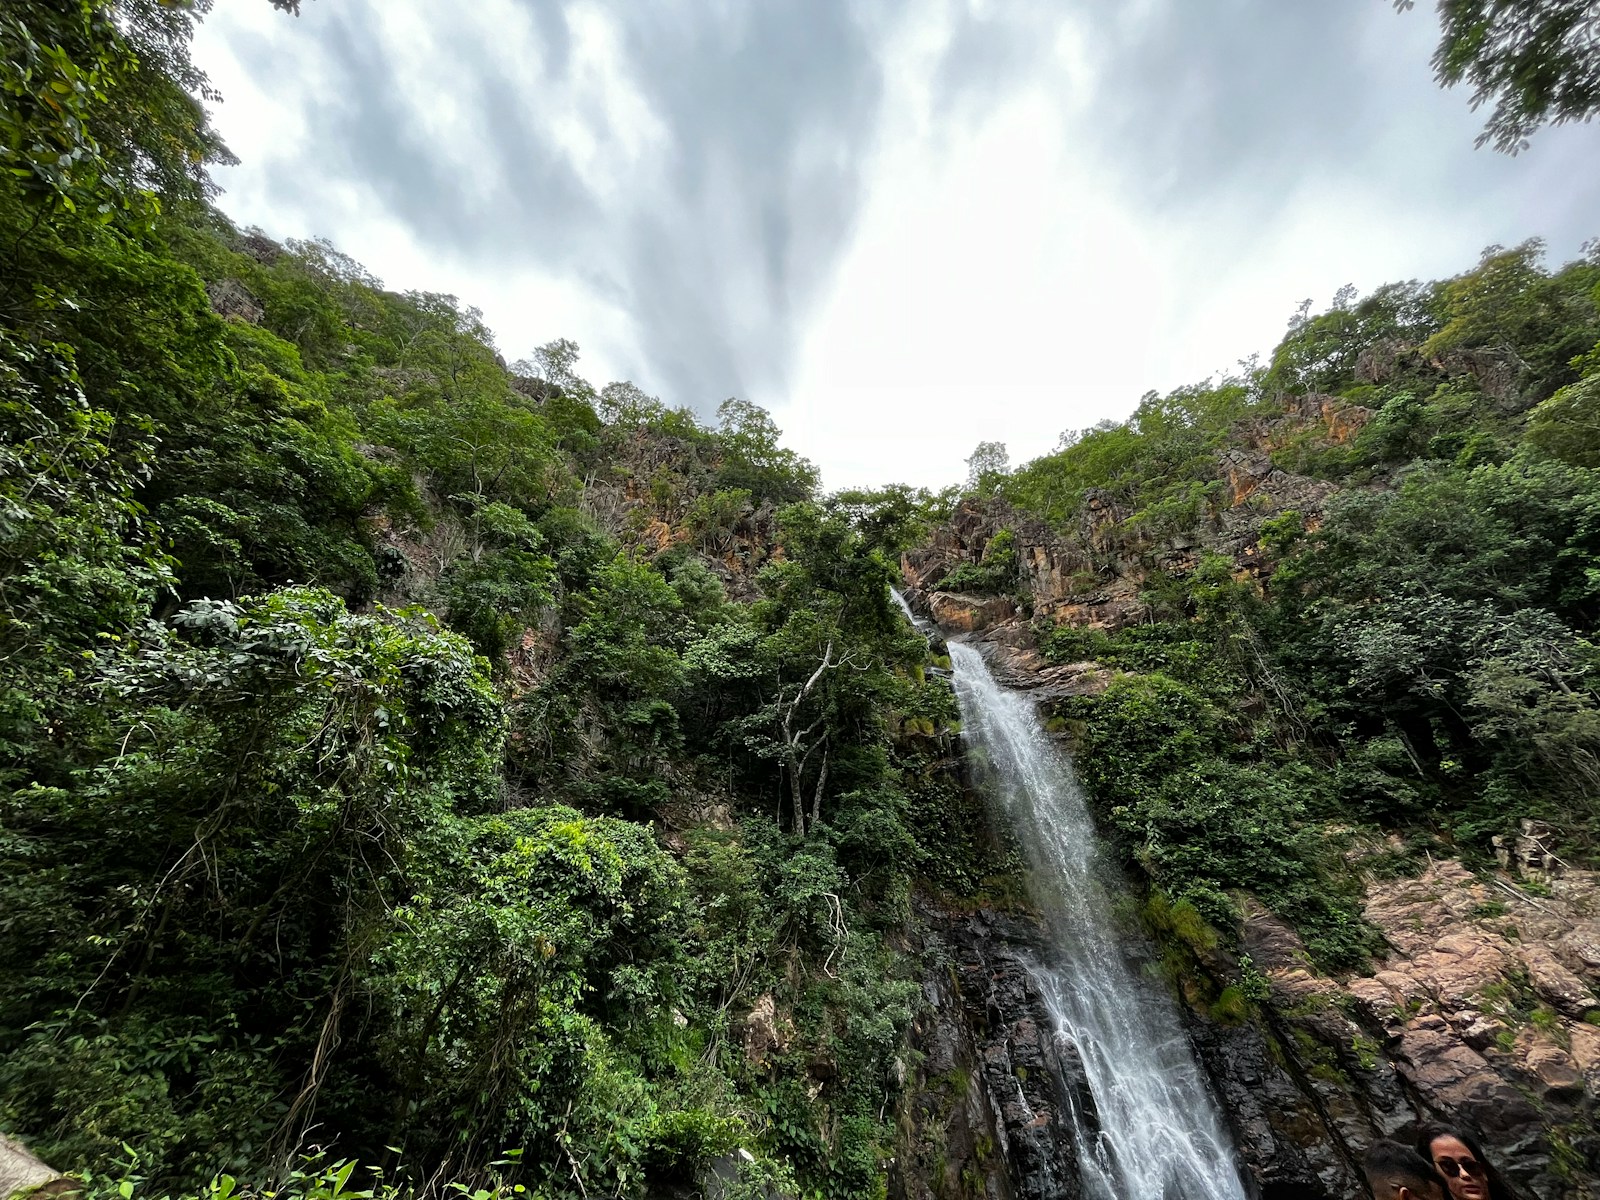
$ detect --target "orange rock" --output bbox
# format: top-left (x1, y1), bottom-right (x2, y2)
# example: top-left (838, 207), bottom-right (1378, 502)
top-left (928, 591), bottom-right (1019, 634)
top-left (1525, 1044), bottom-right (1585, 1099)
top-left (1523, 946), bottom-right (1598, 1017)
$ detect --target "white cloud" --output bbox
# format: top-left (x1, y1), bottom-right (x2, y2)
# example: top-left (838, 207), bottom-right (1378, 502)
top-left (778, 1), bottom-right (1600, 490)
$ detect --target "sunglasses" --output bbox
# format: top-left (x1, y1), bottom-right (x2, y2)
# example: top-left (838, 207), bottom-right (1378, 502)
top-left (1435, 1156), bottom-right (1485, 1181)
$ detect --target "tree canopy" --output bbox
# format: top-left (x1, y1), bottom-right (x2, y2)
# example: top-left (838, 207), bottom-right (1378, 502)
top-left (1399, 0), bottom-right (1600, 150)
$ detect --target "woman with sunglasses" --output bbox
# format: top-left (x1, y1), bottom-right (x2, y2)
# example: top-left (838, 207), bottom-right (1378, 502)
top-left (1415, 1124), bottom-right (1519, 1200)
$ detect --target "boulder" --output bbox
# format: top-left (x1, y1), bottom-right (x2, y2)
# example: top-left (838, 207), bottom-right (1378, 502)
top-left (893, 898), bottom-right (1085, 1200)
top-left (0, 1135), bottom-right (64, 1200)
top-left (927, 591), bottom-right (1018, 634)
top-left (737, 994), bottom-right (790, 1068)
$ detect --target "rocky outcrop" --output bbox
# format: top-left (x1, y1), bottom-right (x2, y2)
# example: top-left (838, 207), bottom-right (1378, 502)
top-left (928, 593), bottom-right (1020, 635)
top-left (979, 647), bottom-right (1109, 705)
top-left (893, 900), bottom-right (1087, 1200)
top-left (896, 621), bottom-right (1600, 1197)
top-left (902, 498), bottom-right (1144, 634)
top-left (1192, 853), bottom-right (1600, 1200)
top-left (896, 896), bottom-right (1391, 1199)
top-left (1496, 819), bottom-right (1566, 879)
top-left (735, 993), bottom-right (792, 1068)
top-left (205, 278), bottom-right (265, 324)
top-left (900, 843), bottom-right (1600, 1199)
top-left (0, 1135), bottom-right (65, 1200)
top-left (1349, 858), bottom-right (1600, 1196)
top-left (903, 444), bottom-right (1338, 638)
top-left (1235, 392), bottom-right (1375, 453)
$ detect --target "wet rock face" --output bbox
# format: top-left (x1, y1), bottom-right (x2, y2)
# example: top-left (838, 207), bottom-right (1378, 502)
top-left (1190, 1018), bottom-right (1366, 1199)
top-left (894, 853), bottom-right (1600, 1198)
top-left (893, 900), bottom-right (1085, 1200)
top-left (896, 897), bottom-right (1383, 1200)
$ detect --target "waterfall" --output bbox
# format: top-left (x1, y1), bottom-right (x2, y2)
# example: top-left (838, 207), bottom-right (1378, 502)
top-left (946, 638), bottom-right (1247, 1200)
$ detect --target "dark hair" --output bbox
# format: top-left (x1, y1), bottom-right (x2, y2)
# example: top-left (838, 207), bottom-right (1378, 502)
top-left (1364, 1141), bottom-right (1445, 1196)
top-left (1415, 1124), bottom-right (1518, 1200)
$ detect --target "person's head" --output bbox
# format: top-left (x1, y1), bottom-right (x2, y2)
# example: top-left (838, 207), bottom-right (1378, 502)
top-left (1363, 1141), bottom-right (1446, 1200)
top-left (1415, 1125), bottom-right (1506, 1200)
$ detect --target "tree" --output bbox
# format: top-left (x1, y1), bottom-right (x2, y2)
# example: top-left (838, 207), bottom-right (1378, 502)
top-left (0, 4), bottom-right (931, 1188)
top-left (1528, 370), bottom-right (1600, 465)
top-left (827, 483), bottom-right (955, 557)
top-left (0, 331), bottom-right (172, 783)
top-left (1424, 240), bottom-right (1548, 358)
top-left (770, 638), bottom-right (858, 836)
top-left (0, 0), bottom-right (311, 215)
top-left (597, 380), bottom-right (664, 426)
top-left (0, 589), bottom-right (506, 1180)
top-left (526, 337), bottom-right (596, 402)
top-left (964, 440), bottom-right (1009, 491)
top-left (1398, 0), bottom-right (1600, 151)
top-left (713, 398), bottom-right (818, 504)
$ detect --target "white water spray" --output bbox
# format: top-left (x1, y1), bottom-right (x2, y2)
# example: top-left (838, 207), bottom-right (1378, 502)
top-left (945, 637), bottom-right (1246, 1200)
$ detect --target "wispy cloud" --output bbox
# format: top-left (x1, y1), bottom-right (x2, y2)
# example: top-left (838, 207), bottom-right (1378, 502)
top-left (203, 0), bottom-right (890, 403)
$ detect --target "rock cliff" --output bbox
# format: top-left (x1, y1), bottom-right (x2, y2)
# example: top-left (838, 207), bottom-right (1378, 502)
top-left (892, 900), bottom-right (1085, 1200)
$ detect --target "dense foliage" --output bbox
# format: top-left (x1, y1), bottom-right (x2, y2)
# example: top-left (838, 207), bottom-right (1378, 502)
top-left (0, 8), bottom-right (967, 1199)
top-left (5, 3), bottom-right (1598, 1196)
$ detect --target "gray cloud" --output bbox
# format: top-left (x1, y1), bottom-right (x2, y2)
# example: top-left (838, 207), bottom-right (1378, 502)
top-left (1080, 2), bottom-right (1600, 257)
top-left (239, 0), bottom-right (888, 408)
top-left (1090, 5), bottom-right (1388, 193)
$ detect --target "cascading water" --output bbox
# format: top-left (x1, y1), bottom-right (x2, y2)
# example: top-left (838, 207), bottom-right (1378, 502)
top-left (944, 636), bottom-right (1247, 1200)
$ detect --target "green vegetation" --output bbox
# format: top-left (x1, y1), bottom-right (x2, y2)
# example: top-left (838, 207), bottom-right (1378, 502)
top-left (938, 529), bottom-right (1018, 596)
top-left (0, 8), bottom-right (968, 1199)
top-left (1000, 380), bottom-right (1265, 533)
top-left (1396, 0), bottom-right (1600, 152)
top-left (961, 237), bottom-right (1600, 971)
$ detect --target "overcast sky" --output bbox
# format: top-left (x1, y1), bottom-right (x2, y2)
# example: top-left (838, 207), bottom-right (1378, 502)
top-left (194, 1), bottom-right (1600, 491)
